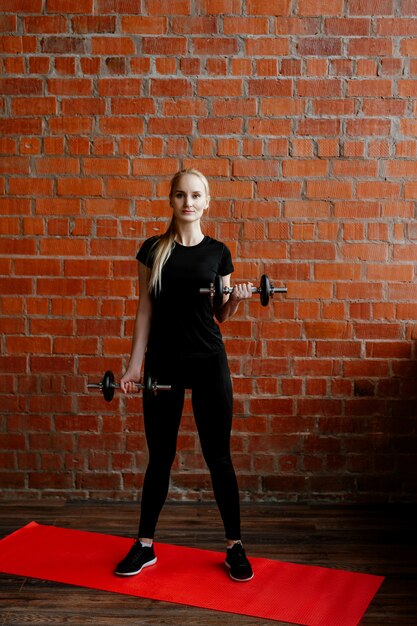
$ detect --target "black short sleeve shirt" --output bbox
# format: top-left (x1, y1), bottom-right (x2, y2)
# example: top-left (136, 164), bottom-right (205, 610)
top-left (137, 235), bottom-right (234, 364)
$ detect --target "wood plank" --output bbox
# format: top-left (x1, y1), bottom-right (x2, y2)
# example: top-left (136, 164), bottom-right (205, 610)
top-left (0, 502), bottom-right (416, 625)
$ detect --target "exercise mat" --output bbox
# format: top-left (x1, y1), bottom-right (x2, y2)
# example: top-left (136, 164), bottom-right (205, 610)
top-left (0, 522), bottom-right (383, 625)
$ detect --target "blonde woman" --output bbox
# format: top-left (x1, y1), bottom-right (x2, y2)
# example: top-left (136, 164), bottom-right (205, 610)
top-left (115, 169), bottom-right (254, 582)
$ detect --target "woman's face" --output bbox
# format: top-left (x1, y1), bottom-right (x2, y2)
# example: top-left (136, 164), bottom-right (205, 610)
top-left (170, 173), bottom-right (209, 224)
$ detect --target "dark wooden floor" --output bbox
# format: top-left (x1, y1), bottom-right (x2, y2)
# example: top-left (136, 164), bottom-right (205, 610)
top-left (0, 501), bottom-right (416, 625)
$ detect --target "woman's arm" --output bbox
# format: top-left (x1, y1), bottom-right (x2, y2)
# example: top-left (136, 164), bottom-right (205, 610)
top-left (120, 262), bottom-right (153, 393)
top-left (214, 274), bottom-right (253, 324)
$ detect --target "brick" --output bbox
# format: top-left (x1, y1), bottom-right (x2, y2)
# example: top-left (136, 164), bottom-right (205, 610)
top-left (240, 241), bottom-right (286, 259)
top-left (85, 199), bottom-right (130, 216)
top-left (261, 97), bottom-right (304, 117)
top-left (363, 98), bottom-right (405, 117)
top-left (342, 242), bottom-right (389, 261)
top-left (284, 201), bottom-right (329, 218)
top-left (197, 79), bottom-right (242, 97)
top-left (0, 15), bottom-right (17, 30)
top-left (298, 0), bottom-right (343, 15)
top-left (98, 78), bottom-right (142, 96)
top-left (0, 157), bottom-right (29, 175)
top-left (106, 178), bottom-right (153, 198)
top-left (311, 99), bottom-right (354, 117)
top-left (99, 117), bottom-right (144, 135)
top-left (110, 98), bottom-right (155, 116)
top-left (377, 18), bottom-right (417, 36)
top-left (72, 15), bottom-right (116, 33)
top-left (0, 78), bottom-right (43, 95)
top-left (41, 36), bottom-right (85, 54)
top-left (282, 159), bottom-right (328, 177)
top-left (268, 340), bottom-right (310, 357)
top-left (398, 80), bottom-right (417, 97)
top-left (290, 242), bottom-right (336, 260)
top-left (48, 79), bottom-right (92, 96)
top-left (47, 0), bottom-right (92, 11)
top-left (305, 321), bottom-right (352, 339)
top-left (298, 119), bottom-right (340, 137)
top-left (315, 263), bottom-right (360, 281)
top-left (248, 79), bottom-right (293, 96)
top-left (224, 17), bottom-right (269, 34)
top-left (347, 80), bottom-right (392, 98)
top-left (348, 38), bottom-right (393, 56)
top-left (33, 157), bottom-right (80, 176)
top-left (145, 0), bottom-right (190, 13)
top-left (150, 79), bottom-right (192, 97)
top-left (298, 38), bottom-right (342, 56)
top-left (325, 18), bottom-right (370, 36)
top-left (171, 16), bottom-right (216, 34)
top-left (232, 160), bottom-right (279, 177)
top-left (142, 36), bottom-right (186, 55)
top-left (366, 342), bottom-right (412, 359)
top-left (163, 99), bottom-right (208, 117)
top-left (306, 181), bottom-right (352, 199)
top-left (193, 37), bottom-right (238, 55)
top-left (389, 283), bottom-right (417, 301)
top-left (56, 178), bottom-right (103, 197)
top-left (62, 98), bottom-right (105, 115)
top-left (39, 238), bottom-right (86, 256)
top-left (83, 158), bottom-right (129, 176)
top-left (23, 16), bottom-right (67, 33)
top-left (0, 104), bottom-right (35, 129)
top-left (15, 258), bottom-right (61, 276)
top-left (349, 0), bottom-right (394, 14)
top-left (7, 336), bottom-right (52, 355)
top-left (198, 118), bottom-right (242, 135)
top-left (357, 181), bottom-right (400, 199)
top-left (234, 200), bottom-right (279, 219)
top-left (246, 0), bottom-right (290, 13)
top-left (182, 158), bottom-right (229, 177)
top-left (332, 160), bottom-right (378, 177)
top-left (0, 35), bottom-right (36, 53)
top-left (248, 119), bottom-right (291, 136)
top-left (257, 181), bottom-right (302, 198)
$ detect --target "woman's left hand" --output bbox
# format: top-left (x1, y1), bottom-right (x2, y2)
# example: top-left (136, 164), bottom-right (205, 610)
top-left (230, 282), bottom-right (254, 302)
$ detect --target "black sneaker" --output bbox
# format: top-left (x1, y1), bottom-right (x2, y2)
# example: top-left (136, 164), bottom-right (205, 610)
top-left (225, 543), bottom-right (254, 582)
top-left (115, 540), bottom-right (157, 576)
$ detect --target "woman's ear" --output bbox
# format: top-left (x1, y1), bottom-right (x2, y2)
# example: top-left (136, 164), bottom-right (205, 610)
top-left (204, 195), bottom-right (211, 210)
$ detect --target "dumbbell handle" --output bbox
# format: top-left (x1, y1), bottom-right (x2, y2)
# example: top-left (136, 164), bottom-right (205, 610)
top-left (87, 381), bottom-right (172, 393)
top-left (199, 285), bottom-right (287, 295)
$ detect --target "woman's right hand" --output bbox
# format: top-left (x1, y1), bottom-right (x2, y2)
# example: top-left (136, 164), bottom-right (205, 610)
top-left (120, 367), bottom-right (142, 394)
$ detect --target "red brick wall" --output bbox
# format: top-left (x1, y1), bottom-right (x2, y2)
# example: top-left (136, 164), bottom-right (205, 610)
top-left (1, 0), bottom-right (416, 502)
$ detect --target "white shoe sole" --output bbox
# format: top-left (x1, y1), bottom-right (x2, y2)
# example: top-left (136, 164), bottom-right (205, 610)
top-left (225, 559), bottom-right (254, 582)
top-left (115, 556), bottom-right (157, 577)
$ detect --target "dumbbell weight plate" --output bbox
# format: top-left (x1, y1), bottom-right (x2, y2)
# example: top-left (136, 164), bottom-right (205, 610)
top-left (260, 274), bottom-right (270, 307)
top-left (214, 274), bottom-right (224, 310)
top-left (103, 370), bottom-right (115, 402)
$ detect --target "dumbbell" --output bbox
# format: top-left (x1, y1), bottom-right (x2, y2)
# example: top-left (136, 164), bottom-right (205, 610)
top-left (87, 370), bottom-right (172, 402)
top-left (200, 274), bottom-right (287, 309)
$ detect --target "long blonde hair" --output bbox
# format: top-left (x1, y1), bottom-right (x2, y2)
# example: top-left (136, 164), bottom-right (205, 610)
top-left (148, 169), bottom-right (210, 294)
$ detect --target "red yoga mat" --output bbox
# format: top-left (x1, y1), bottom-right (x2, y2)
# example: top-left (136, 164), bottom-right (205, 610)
top-left (0, 522), bottom-right (383, 626)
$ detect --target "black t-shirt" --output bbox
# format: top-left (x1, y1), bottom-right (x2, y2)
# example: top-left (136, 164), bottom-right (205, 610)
top-left (137, 235), bottom-right (234, 368)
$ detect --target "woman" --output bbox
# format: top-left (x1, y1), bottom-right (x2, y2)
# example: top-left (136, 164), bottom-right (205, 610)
top-left (115, 169), bottom-right (254, 582)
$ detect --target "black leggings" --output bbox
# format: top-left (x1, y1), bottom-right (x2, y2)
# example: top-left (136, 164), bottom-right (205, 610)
top-left (138, 350), bottom-right (241, 541)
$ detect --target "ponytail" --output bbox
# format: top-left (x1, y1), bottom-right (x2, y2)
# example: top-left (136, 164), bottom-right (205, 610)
top-left (148, 217), bottom-right (177, 294)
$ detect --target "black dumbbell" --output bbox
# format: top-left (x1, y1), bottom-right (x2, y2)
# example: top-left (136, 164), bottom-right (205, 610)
top-left (87, 370), bottom-right (171, 402)
top-left (199, 274), bottom-right (287, 309)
